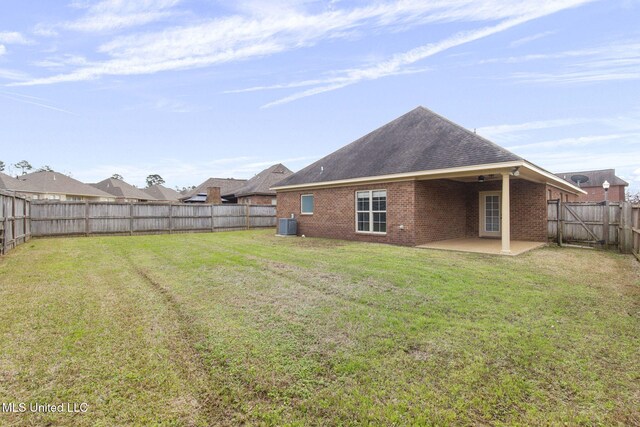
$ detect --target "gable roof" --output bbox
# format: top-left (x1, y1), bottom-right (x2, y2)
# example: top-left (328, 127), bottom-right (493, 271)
top-left (0, 172), bottom-right (32, 192)
top-left (180, 178), bottom-right (247, 200)
top-left (555, 169), bottom-right (628, 188)
top-left (224, 164), bottom-right (293, 197)
top-left (91, 178), bottom-right (156, 200)
top-left (143, 184), bottom-right (181, 201)
top-left (18, 171), bottom-right (115, 198)
top-left (275, 106), bottom-right (523, 188)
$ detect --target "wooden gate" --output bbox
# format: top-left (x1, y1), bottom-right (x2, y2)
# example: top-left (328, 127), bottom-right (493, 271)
top-left (547, 200), bottom-right (635, 252)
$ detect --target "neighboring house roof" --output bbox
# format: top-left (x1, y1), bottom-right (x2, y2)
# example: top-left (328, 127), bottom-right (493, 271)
top-left (555, 169), bottom-right (628, 188)
top-left (275, 106), bottom-right (522, 188)
top-left (91, 178), bottom-right (156, 200)
top-left (224, 164), bottom-right (293, 197)
top-left (143, 184), bottom-right (181, 201)
top-left (180, 178), bottom-right (247, 200)
top-left (18, 171), bottom-right (115, 198)
top-left (0, 172), bottom-right (32, 192)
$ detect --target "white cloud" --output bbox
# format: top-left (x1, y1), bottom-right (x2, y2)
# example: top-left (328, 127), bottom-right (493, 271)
top-left (0, 45), bottom-right (5, 56)
top-left (0, 68), bottom-right (30, 81)
top-left (39, 0), bottom-right (183, 34)
top-left (0, 31), bottom-right (31, 44)
top-left (14, 0), bottom-right (594, 87)
top-left (509, 30), bottom-right (556, 47)
top-left (260, 1), bottom-right (594, 108)
top-left (0, 91), bottom-right (76, 115)
top-left (508, 133), bottom-right (640, 151)
top-left (479, 40), bottom-right (640, 84)
top-left (476, 118), bottom-right (589, 140)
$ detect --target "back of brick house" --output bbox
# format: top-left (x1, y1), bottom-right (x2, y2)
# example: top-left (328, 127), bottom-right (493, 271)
top-left (274, 107), bottom-right (583, 251)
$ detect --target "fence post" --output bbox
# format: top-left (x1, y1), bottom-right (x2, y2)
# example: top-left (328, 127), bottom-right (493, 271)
top-left (11, 194), bottom-right (16, 250)
top-left (84, 201), bottom-right (90, 237)
top-left (130, 203), bottom-right (134, 236)
top-left (557, 199), bottom-right (563, 247)
top-left (1, 196), bottom-right (6, 255)
top-left (25, 200), bottom-right (30, 242)
top-left (211, 204), bottom-right (215, 232)
top-left (619, 202), bottom-right (633, 254)
top-left (602, 201), bottom-right (609, 248)
top-left (245, 204), bottom-right (250, 230)
top-left (169, 204), bottom-right (173, 234)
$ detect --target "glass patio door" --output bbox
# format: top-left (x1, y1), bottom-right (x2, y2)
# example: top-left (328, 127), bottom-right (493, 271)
top-left (479, 192), bottom-right (501, 237)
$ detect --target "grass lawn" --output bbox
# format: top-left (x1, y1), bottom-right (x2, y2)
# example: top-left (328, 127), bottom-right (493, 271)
top-left (0, 230), bottom-right (638, 426)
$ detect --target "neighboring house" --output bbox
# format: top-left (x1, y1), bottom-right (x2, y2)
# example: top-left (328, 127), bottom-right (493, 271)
top-left (5, 171), bottom-right (116, 201)
top-left (555, 169), bottom-right (628, 202)
top-left (273, 106), bottom-right (584, 253)
top-left (180, 178), bottom-right (247, 203)
top-left (143, 184), bottom-right (182, 202)
top-left (0, 172), bottom-right (32, 194)
top-left (223, 163), bottom-right (293, 205)
top-left (91, 178), bottom-right (156, 202)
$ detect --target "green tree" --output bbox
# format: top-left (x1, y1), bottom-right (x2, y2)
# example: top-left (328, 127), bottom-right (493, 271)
top-left (0, 160), bottom-right (5, 172)
top-left (111, 174), bottom-right (123, 180)
top-left (14, 160), bottom-right (32, 175)
top-left (146, 174), bottom-right (165, 187)
top-left (36, 165), bottom-right (54, 172)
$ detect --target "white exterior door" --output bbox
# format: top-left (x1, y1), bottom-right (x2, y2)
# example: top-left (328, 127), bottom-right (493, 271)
top-left (479, 191), bottom-right (501, 237)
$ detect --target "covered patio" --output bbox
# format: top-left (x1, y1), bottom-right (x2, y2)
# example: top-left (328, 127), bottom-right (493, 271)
top-left (417, 237), bottom-right (546, 256)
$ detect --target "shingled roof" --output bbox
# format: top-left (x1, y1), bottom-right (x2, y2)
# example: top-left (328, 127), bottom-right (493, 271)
top-left (555, 169), bottom-right (628, 188)
top-left (180, 178), bottom-right (247, 201)
top-left (0, 172), bottom-right (32, 192)
top-left (91, 178), bottom-right (156, 200)
top-left (17, 171), bottom-right (115, 198)
top-left (275, 106), bottom-right (523, 188)
top-left (224, 164), bottom-right (293, 197)
top-left (143, 184), bottom-right (181, 202)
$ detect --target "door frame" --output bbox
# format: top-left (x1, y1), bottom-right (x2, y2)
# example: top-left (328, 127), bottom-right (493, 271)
top-left (479, 191), bottom-right (502, 238)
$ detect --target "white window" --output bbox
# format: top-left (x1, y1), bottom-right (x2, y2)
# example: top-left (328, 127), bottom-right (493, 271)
top-left (271, 198), bottom-right (277, 205)
top-left (356, 190), bottom-right (386, 233)
top-left (301, 194), bottom-right (314, 214)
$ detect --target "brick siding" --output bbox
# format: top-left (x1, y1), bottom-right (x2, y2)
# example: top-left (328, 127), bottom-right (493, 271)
top-left (276, 177), bottom-right (551, 246)
top-left (237, 195), bottom-right (276, 205)
top-left (572, 185), bottom-right (626, 202)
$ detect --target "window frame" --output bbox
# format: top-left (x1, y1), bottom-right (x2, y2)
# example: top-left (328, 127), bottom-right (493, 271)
top-left (354, 189), bottom-right (387, 235)
top-left (300, 194), bottom-right (314, 215)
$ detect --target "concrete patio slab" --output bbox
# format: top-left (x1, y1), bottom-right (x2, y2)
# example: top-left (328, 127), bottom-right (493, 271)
top-left (417, 238), bottom-right (546, 256)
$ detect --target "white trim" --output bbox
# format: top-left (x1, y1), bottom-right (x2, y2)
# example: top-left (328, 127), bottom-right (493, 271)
top-left (273, 160), bottom-right (586, 195)
top-left (274, 161), bottom-right (523, 191)
top-left (355, 189), bottom-right (387, 235)
top-left (300, 193), bottom-right (314, 215)
top-left (479, 191), bottom-right (501, 238)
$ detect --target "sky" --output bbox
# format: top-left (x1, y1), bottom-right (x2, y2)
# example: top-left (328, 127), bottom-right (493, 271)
top-left (0, 0), bottom-right (639, 192)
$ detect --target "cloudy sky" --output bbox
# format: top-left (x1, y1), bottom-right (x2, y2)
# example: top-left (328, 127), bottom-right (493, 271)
top-left (1, 0), bottom-right (638, 191)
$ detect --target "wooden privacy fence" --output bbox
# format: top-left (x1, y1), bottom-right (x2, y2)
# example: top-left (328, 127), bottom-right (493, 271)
top-left (0, 191), bottom-right (31, 255)
top-left (30, 202), bottom-right (276, 237)
top-left (547, 200), bottom-right (635, 254)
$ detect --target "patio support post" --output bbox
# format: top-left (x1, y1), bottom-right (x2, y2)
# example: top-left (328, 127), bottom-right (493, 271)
top-left (501, 172), bottom-right (511, 254)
